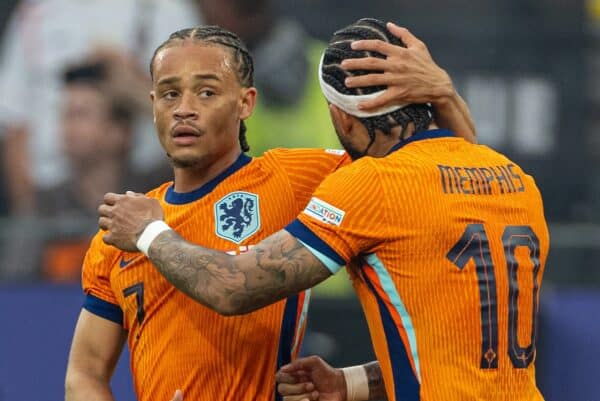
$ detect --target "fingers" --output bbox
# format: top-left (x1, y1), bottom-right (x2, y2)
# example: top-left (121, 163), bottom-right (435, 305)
top-left (278, 363), bottom-right (296, 373)
top-left (98, 203), bottom-right (113, 218)
top-left (293, 355), bottom-right (326, 370)
top-left (103, 192), bottom-right (121, 205)
top-left (281, 390), bottom-right (319, 401)
top-left (357, 90), bottom-right (399, 111)
top-left (98, 216), bottom-right (111, 231)
top-left (279, 359), bottom-right (311, 373)
top-left (279, 355), bottom-right (324, 376)
top-left (277, 371), bottom-right (301, 384)
top-left (341, 56), bottom-right (390, 72)
top-left (104, 191), bottom-right (140, 205)
top-left (282, 396), bottom-right (311, 401)
top-left (345, 73), bottom-right (392, 89)
top-left (279, 362), bottom-right (309, 375)
top-left (278, 382), bottom-right (315, 397)
top-left (349, 25), bottom-right (427, 56)
top-left (102, 231), bottom-right (114, 246)
top-left (386, 23), bottom-right (418, 47)
top-left (349, 39), bottom-right (397, 56)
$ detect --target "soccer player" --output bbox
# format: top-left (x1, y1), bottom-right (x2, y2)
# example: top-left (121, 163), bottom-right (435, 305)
top-left (100, 18), bottom-right (549, 401)
top-left (66, 23), bottom-right (477, 401)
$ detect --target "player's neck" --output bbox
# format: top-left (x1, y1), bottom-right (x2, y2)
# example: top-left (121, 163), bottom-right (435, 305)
top-left (370, 121), bottom-right (440, 157)
top-left (368, 124), bottom-right (416, 157)
top-left (172, 149), bottom-right (243, 193)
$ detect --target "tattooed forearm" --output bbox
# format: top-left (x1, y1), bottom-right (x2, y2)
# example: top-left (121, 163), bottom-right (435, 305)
top-left (147, 230), bottom-right (332, 315)
top-left (365, 361), bottom-right (387, 400)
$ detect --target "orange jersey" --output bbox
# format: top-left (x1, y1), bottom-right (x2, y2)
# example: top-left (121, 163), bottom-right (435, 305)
top-left (82, 149), bottom-right (348, 401)
top-left (286, 130), bottom-right (549, 401)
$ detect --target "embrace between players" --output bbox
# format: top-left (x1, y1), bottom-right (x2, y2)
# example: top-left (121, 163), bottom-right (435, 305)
top-left (66, 17), bottom-right (548, 401)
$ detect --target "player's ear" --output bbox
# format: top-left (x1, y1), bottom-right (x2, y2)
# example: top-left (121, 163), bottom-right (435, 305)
top-left (150, 91), bottom-right (157, 123)
top-left (329, 104), bottom-right (355, 135)
top-left (239, 87), bottom-right (257, 120)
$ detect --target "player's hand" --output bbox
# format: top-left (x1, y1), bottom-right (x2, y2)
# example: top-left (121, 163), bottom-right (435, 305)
top-left (342, 22), bottom-right (453, 111)
top-left (99, 191), bottom-right (165, 252)
top-left (169, 389), bottom-right (183, 401)
top-left (276, 355), bottom-right (346, 401)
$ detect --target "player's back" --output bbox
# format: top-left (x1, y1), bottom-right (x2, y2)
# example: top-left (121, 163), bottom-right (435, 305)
top-left (351, 131), bottom-right (549, 400)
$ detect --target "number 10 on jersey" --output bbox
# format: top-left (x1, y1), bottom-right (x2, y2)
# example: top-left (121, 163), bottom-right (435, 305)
top-left (447, 224), bottom-right (541, 369)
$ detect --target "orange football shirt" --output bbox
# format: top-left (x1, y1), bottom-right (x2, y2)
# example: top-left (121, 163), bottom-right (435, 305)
top-left (286, 130), bottom-right (549, 401)
top-left (82, 148), bottom-right (348, 401)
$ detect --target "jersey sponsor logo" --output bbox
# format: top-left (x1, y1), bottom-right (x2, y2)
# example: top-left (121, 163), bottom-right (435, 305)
top-left (215, 191), bottom-right (261, 244)
top-left (325, 149), bottom-right (346, 155)
top-left (303, 197), bottom-right (345, 226)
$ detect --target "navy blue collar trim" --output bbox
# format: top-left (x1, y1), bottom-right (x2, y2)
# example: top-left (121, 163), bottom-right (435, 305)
top-left (386, 129), bottom-right (456, 155)
top-left (165, 153), bottom-right (252, 205)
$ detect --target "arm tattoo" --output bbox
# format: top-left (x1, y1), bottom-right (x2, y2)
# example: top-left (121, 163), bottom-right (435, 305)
top-left (148, 230), bottom-right (332, 315)
top-left (365, 361), bottom-right (387, 400)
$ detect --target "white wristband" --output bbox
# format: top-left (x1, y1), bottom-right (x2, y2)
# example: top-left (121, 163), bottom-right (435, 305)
top-left (136, 220), bottom-right (172, 256)
top-left (342, 365), bottom-right (369, 401)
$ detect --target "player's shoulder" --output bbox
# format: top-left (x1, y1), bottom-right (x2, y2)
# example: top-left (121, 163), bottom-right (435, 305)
top-left (477, 144), bottom-right (532, 174)
top-left (262, 147), bottom-right (345, 158)
top-left (473, 143), bottom-right (543, 192)
top-left (259, 147), bottom-right (349, 168)
top-left (361, 148), bottom-right (426, 175)
top-left (319, 155), bottom-right (381, 185)
top-left (86, 228), bottom-right (121, 266)
top-left (145, 181), bottom-right (173, 200)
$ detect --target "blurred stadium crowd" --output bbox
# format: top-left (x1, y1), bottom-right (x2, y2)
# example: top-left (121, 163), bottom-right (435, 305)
top-left (0, 0), bottom-right (598, 400)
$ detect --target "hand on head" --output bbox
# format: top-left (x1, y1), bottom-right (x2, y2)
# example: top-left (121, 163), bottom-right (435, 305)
top-left (342, 22), bottom-right (453, 111)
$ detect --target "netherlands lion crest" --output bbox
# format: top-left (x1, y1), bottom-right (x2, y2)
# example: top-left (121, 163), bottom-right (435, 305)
top-left (214, 191), bottom-right (260, 244)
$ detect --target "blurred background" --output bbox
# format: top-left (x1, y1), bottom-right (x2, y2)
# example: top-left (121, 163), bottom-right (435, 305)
top-left (0, 0), bottom-right (597, 400)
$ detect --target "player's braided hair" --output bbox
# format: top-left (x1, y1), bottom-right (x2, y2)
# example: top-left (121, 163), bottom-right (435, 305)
top-left (150, 26), bottom-right (254, 152)
top-left (321, 18), bottom-right (432, 144)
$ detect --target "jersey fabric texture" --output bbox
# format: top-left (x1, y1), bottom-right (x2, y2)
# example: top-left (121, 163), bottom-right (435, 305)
top-left (82, 148), bottom-right (348, 401)
top-left (286, 129), bottom-right (549, 401)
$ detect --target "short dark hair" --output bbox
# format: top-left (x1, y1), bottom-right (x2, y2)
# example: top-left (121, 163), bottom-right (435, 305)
top-left (150, 26), bottom-right (255, 152)
top-left (321, 18), bottom-right (432, 140)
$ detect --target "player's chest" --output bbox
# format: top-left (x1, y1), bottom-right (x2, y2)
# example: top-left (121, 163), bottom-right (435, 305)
top-left (108, 185), bottom-right (301, 328)
top-left (165, 184), bottom-right (301, 247)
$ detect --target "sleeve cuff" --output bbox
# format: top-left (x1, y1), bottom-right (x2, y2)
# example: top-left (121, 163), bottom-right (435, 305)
top-left (285, 219), bottom-right (346, 274)
top-left (83, 294), bottom-right (123, 325)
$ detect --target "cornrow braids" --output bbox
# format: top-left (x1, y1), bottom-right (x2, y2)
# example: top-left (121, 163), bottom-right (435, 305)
top-left (150, 26), bottom-right (254, 152)
top-left (321, 18), bottom-right (432, 143)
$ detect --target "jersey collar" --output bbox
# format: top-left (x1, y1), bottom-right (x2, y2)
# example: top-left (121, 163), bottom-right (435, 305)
top-left (165, 153), bottom-right (252, 205)
top-left (386, 129), bottom-right (456, 155)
